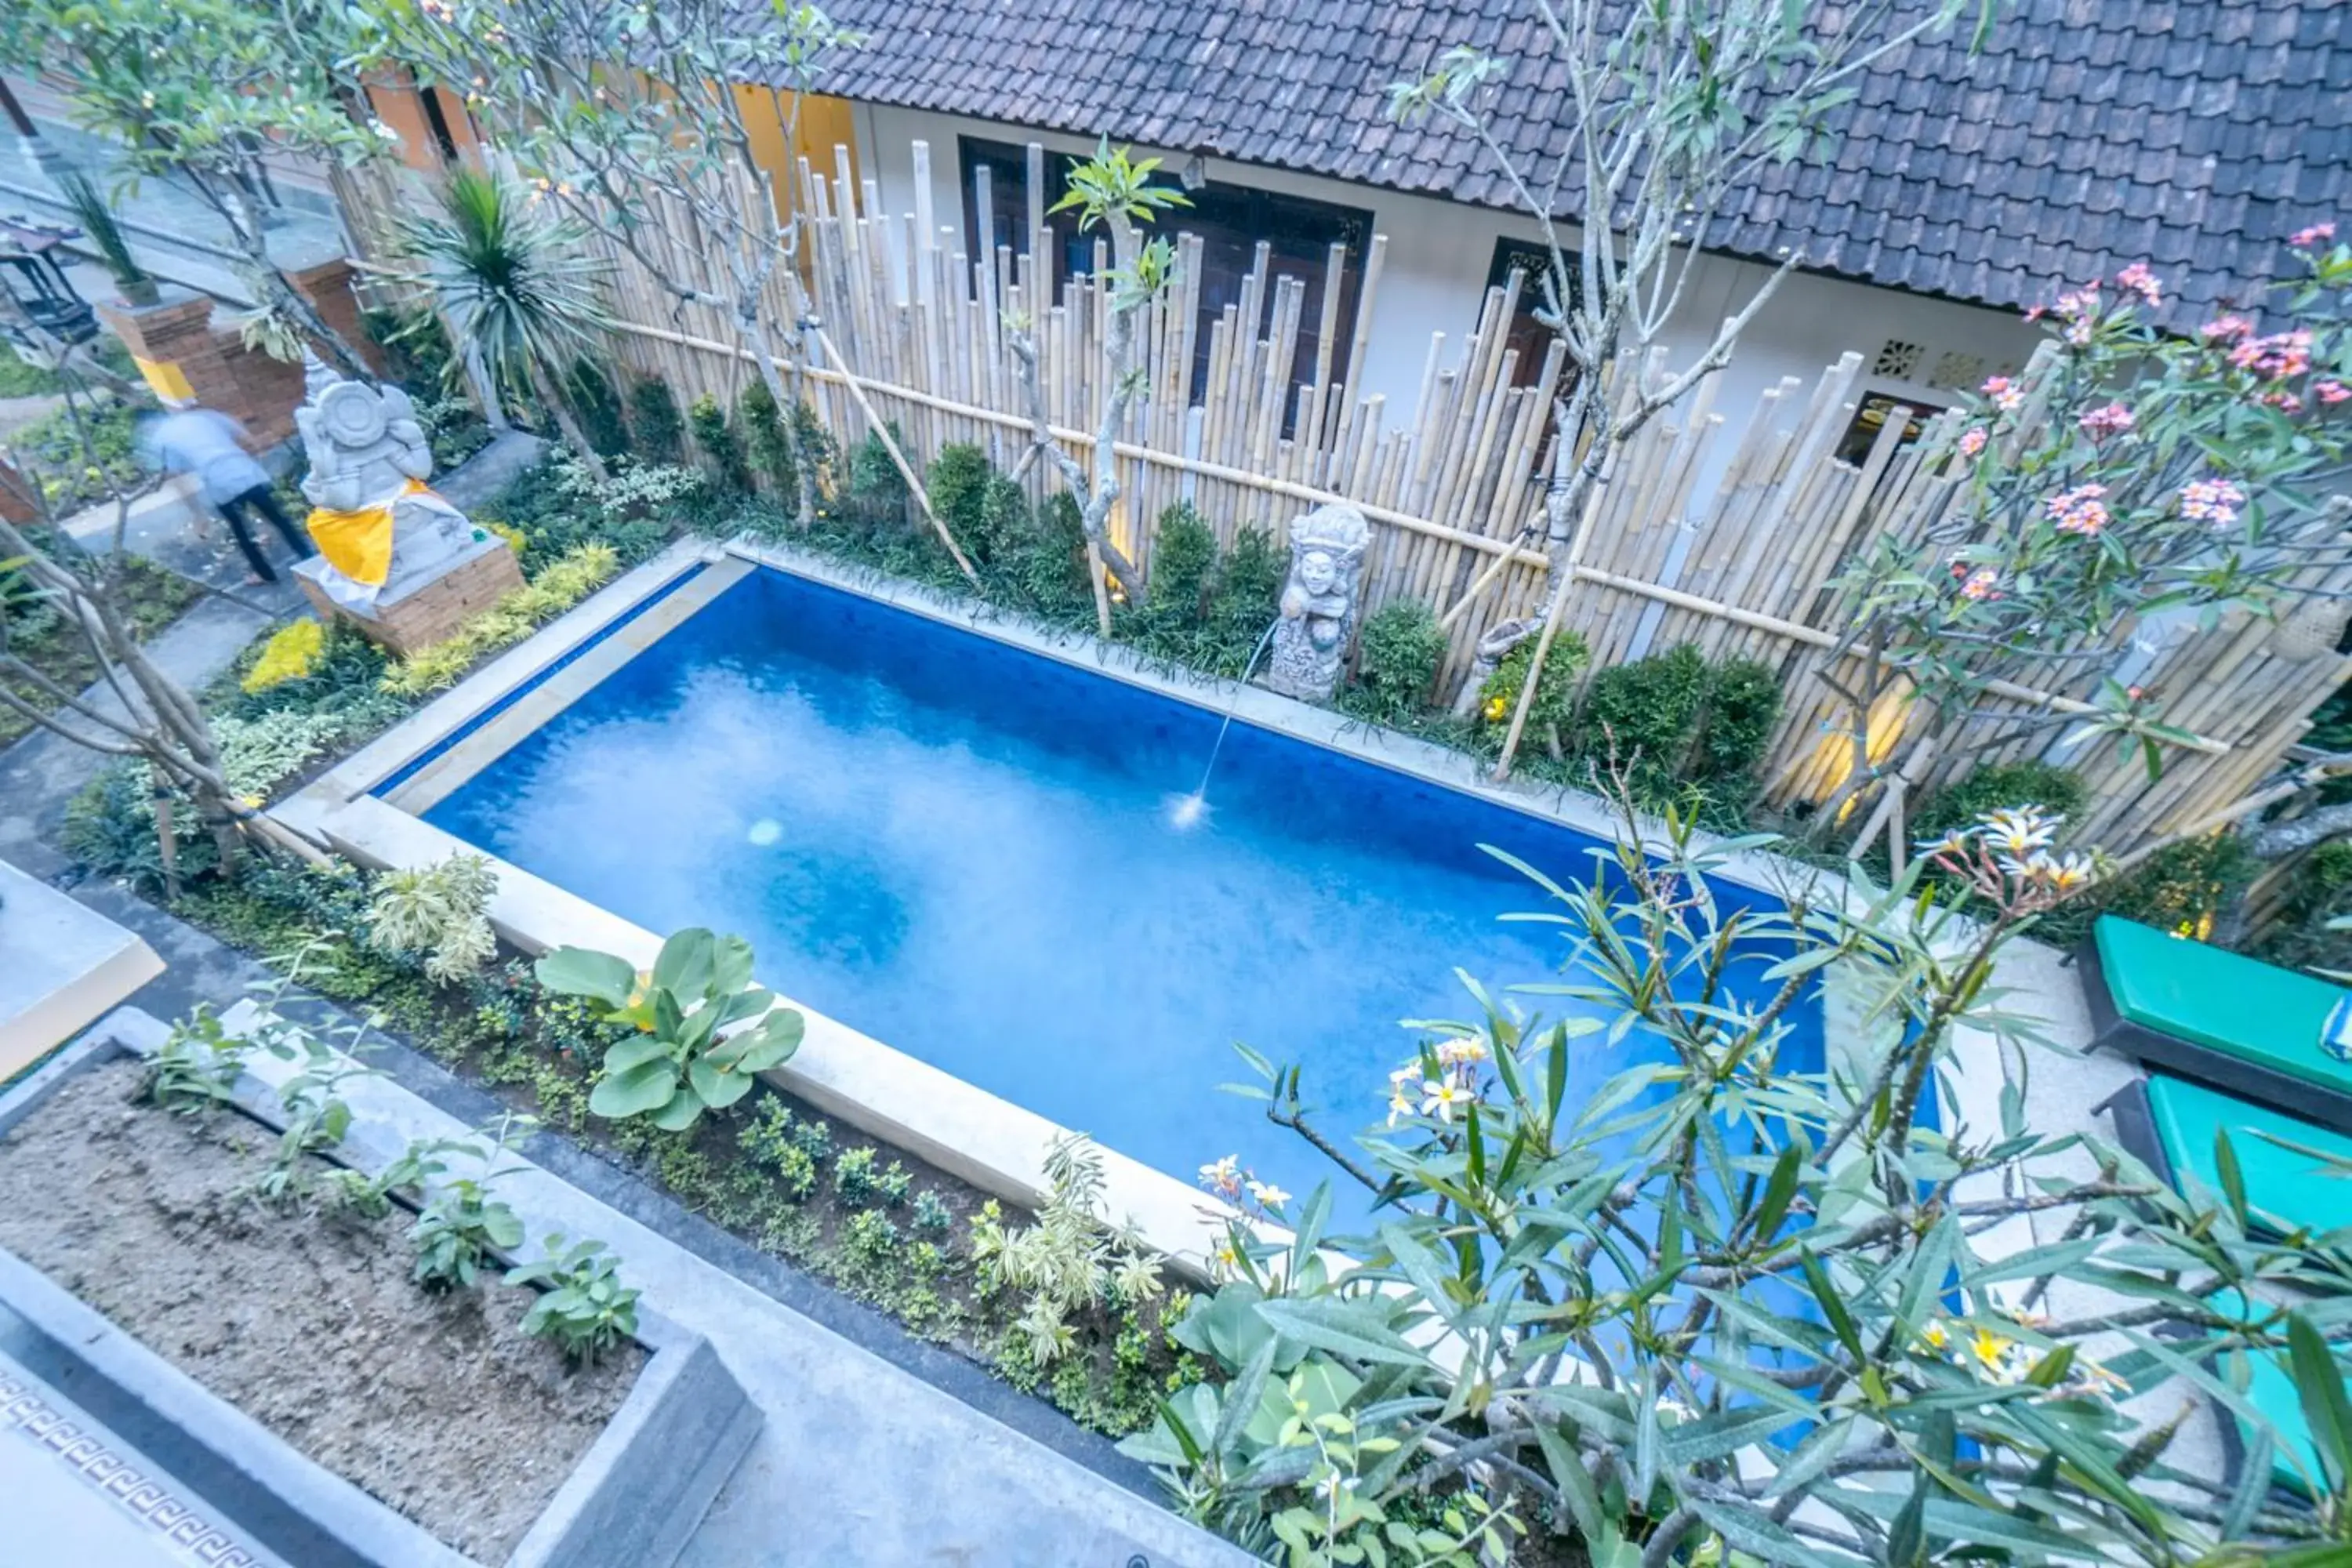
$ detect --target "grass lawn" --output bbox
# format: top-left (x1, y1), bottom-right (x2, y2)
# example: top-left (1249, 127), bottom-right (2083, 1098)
top-left (0, 551), bottom-right (206, 748)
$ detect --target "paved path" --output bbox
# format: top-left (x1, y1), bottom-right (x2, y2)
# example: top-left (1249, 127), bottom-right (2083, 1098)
top-left (2, 110), bottom-right (345, 305)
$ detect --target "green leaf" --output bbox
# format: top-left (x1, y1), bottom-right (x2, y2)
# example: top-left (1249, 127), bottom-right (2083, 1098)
top-left (649, 1091), bottom-right (703, 1132)
top-left (589, 1058), bottom-right (678, 1119)
top-left (1254, 1298), bottom-right (1428, 1370)
top-left (534, 946), bottom-right (636, 1007)
top-left (1753, 1140), bottom-right (1803, 1243)
top-left (2214, 1127), bottom-right (2249, 1226)
top-left (1690, 1500), bottom-right (1846, 1568)
top-left (652, 927), bottom-right (715, 996)
top-left (2288, 1313), bottom-right (2352, 1494)
top-left (601, 1033), bottom-right (673, 1075)
top-left (1660, 1403), bottom-right (1801, 1465)
top-left (1798, 1248), bottom-right (1864, 1363)
top-left (1216, 1338), bottom-right (1279, 1459)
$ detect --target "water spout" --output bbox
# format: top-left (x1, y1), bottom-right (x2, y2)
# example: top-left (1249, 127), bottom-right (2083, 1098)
top-left (1167, 619), bottom-right (1282, 832)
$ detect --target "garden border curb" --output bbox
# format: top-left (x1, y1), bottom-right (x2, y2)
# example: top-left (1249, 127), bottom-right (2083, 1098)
top-left (0, 1007), bottom-right (761, 1568)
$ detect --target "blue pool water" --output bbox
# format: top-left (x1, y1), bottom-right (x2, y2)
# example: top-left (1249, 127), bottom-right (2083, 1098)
top-left (420, 565), bottom-right (1823, 1215)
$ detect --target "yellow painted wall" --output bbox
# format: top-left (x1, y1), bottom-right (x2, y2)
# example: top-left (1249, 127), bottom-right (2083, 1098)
top-left (730, 87), bottom-right (860, 220)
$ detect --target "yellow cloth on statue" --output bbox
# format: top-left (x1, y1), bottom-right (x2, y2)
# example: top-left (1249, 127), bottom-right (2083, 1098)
top-left (303, 477), bottom-right (434, 588)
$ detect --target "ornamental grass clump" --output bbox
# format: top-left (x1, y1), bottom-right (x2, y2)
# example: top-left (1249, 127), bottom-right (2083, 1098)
top-left (240, 618), bottom-right (325, 694)
top-left (380, 543), bottom-right (618, 697)
top-left (969, 1134), bottom-right (1165, 1367)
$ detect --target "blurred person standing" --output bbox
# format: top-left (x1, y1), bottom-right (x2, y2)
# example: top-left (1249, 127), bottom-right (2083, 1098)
top-left (139, 405), bottom-right (314, 584)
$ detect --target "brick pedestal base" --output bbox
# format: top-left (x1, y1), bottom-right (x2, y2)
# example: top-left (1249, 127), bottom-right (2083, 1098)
top-left (295, 535), bottom-right (524, 659)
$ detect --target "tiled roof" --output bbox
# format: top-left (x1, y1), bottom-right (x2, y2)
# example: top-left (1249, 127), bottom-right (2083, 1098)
top-left (807, 0), bottom-right (2350, 324)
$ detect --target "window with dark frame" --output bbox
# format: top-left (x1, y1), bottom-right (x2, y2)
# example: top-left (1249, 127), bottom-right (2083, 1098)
top-left (1484, 238), bottom-right (1579, 390)
top-left (956, 136), bottom-right (1372, 428)
top-left (1834, 390), bottom-right (1948, 466)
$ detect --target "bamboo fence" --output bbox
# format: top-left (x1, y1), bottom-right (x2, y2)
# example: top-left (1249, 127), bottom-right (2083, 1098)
top-left (344, 142), bottom-right (2351, 857)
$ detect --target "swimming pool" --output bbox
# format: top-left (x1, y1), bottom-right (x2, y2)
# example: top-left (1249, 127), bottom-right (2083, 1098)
top-left (409, 562), bottom-right (1824, 1216)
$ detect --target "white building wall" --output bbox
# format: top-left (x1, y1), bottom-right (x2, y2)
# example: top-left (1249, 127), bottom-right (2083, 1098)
top-left (847, 102), bottom-right (2045, 505)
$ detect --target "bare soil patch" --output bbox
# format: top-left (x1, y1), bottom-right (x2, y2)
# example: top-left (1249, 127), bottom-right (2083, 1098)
top-left (0, 1058), bottom-right (642, 1561)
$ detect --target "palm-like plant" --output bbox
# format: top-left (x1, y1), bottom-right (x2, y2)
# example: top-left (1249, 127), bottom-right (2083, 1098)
top-left (390, 165), bottom-right (615, 474)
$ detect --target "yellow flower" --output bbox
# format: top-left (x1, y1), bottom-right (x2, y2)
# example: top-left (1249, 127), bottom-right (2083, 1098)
top-left (242, 618), bottom-right (325, 694)
top-left (1971, 1326), bottom-right (2007, 1368)
top-left (1481, 694), bottom-right (1508, 724)
top-left (1920, 1321), bottom-right (1950, 1353)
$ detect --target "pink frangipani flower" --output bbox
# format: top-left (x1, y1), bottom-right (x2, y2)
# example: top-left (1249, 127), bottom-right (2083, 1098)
top-left (2291, 221), bottom-right (2339, 248)
top-left (2078, 401), bottom-right (2136, 437)
top-left (2046, 484), bottom-right (2111, 536)
top-left (2180, 477), bottom-right (2245, 526)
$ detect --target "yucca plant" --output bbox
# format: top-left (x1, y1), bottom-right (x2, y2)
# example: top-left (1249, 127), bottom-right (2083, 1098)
top-left (389, 165), bottom-right (615, 475)
top-left (57, 171), bottom-right (156, 306)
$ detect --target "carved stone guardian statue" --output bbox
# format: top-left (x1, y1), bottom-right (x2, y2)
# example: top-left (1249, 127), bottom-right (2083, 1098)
top-left (292, 353), bottom-right (521, 654)
top-left (1263, 501), bottom-right (1370, 702)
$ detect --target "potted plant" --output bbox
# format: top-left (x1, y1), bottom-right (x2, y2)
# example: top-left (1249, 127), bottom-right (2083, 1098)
top-left (58, 169), bottom-right (158, 307)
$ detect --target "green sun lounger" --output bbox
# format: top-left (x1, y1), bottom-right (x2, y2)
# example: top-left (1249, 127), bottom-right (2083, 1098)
top-left (2081, 915), bottom-right (2352, 1132)
top-left (2105, 1072), bottom-right (2352, 1240)
top-left (2097, 1074), bottom-right (2347, 1498)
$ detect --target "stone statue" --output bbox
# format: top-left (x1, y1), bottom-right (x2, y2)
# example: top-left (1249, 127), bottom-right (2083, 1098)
top-left (296, 353), bottom-right (476, 610)
top-left (1264, 501), bottom-right (1370, 702)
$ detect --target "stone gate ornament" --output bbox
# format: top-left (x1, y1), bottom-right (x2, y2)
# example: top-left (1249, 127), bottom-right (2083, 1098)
top-left (1264, 501), bottom-right (1371, 702)
top-left (296, 353), bottom-right (477, 610)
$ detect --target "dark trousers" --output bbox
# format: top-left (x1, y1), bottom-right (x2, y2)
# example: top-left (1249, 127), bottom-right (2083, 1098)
top-left (215, 484), bottom-right (314, 583)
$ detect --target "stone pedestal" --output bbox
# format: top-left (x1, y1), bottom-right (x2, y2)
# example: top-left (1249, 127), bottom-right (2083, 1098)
top-left (295, 532), bottom-right (524, 658)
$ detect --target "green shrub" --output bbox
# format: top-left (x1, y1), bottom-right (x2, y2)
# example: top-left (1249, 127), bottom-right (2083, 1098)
top-left (1341, 600), bottom-right (1447, 727)
top-left (1001, 490), bottom-right (1093, 621)
top-left (972, 473), bottom-right (1031, 564)
top-left (1145, 503), bottom-right (1218, 623)
top-left (562, 358), bottom-right (630, 458)
top-left (833, 1145), bottom-right (880, 1203)
top-left (739, 379), bottom-right (796, 498)
top-left (927, 443), bottom-right (993, 557)
top-left (1580, 642), bottom-right (1709, 774)
top-left (912, 1189), bottom-right (953, 1233)
top-left (2257, 839), bottom-right (2352, 976)
top-left (1692, 657), bottom-right (1780, 787)
top-left (1914, 761), bottom-right (2089, 844)
top-left (627, 377), bottom-right (684, 463)
top-left (846, 426), bottom-right (909, 524)
top-left (688, 393), bottom-right (750, 492)
top-left (2097, 833), bottom-right (2257, 944)
top-left (1475, 631), bottom-right (1590, 753)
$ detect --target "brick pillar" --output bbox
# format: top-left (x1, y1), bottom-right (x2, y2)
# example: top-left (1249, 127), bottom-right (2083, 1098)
top-left (96, 284), bottom-right (307, 446)
top-left (288, 256), bottom-right (387, 379)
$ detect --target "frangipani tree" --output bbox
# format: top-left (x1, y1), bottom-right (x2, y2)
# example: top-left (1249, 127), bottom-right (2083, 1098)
top-left (360, 0), bottom-right (856, 527)
top-left (1003, 140), bottom-right (1189, 631)
top-left (1388, 0), bottom-right (1977, 779)
top-left (1128, 787), bottom-right (2352, 1565)
top-left (6, 0), bottom-right (387, 376)
top-left (1815, 238), bottom-right (2352, 865)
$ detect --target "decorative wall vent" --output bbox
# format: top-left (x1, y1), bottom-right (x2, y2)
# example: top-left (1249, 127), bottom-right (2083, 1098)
top-left (1926, 350), bottom-right (1984, 390)
top-left (1872, 339), bottom-right (1926, 379)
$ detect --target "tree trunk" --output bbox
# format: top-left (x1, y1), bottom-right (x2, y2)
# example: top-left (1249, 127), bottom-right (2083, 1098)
top-left (526, 358), bottom-right (608, 483)
top-left (2250, 801), bottom-right (2352, 860)
top-left (463, 339), bottom-right (510, 434)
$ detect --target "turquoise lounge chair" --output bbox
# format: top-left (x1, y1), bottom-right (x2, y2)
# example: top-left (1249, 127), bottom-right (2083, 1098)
top-left (2082, 916), bottom-right (2352, 1132)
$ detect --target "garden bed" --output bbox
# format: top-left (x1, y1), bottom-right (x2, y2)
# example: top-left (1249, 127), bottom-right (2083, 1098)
top-left (162, 863), bottom-right (1199, 1439)
top-left (0, 1026), bottom-right (759, 1568)
top-left (0, 1055), bottom-right (635, 1559)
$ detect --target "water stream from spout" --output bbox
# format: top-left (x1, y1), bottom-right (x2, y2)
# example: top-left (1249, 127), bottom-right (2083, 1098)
top-left (1167, 619), bottom-right (1282, 830)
